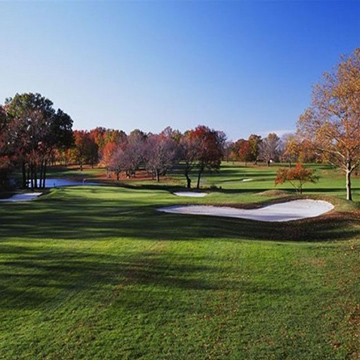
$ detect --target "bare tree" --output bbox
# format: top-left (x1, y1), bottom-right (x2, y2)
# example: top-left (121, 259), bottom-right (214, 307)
top-left (145, 134), bottom-right (180, 182)
top-left (259, 133), bottom-right (281, 166)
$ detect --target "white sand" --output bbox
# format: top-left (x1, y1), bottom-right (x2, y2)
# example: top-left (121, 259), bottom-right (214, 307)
top-left (0, 192), bottom-right (42, 202)
top-left (241, 179), bottom-right (253, 182)
top-left (158, 199), bottom-right (334, 222)
top-left (173, 192), bottom-right (208, 197)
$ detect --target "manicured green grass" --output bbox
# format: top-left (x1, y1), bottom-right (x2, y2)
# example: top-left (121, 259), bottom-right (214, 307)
top-left (0, 164), bottom-right (359, 359)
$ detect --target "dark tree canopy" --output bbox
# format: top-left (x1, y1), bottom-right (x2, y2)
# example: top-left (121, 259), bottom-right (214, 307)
top-left (3, 93), bottom-right (74, 189)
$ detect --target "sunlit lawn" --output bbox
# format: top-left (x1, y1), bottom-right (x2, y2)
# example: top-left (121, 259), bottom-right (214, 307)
top-left (0, 163), bottom-right (359, 359)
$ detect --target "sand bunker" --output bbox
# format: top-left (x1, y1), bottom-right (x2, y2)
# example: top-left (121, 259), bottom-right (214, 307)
top-left (173, 192), bottom-right (208, 197)
top-left (241, 178), bottom-right (253, 182)
top-left (0, 192), bottom-right (42, 203)
top-left (158, 199), bottom-right (334, 222)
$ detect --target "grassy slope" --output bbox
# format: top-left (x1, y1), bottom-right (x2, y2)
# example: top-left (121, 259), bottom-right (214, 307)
top-left (0, 164), bottom-right (359, 359)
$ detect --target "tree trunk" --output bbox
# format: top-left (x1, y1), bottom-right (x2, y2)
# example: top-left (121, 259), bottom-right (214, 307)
top-left (43, 160), bottom-right (47, 188)
top-left (156, 169), bottom-right (160, 183)
top-left (27, 166), bottom-right (31, 189)
top-left (184, 170), bottom-right (191, 189)
top-left (33, 164), bottom-right (38, 189)
top-left (22, 161), bottom-right (27, 189)
top-left (30, 164), bottom-right (34, 190)
top-left (186, 176), bottom-right (191, 189)
top-left (346, 161), bottom-right (352, 201)
top-left (80, 161), bottom-right (83, 171)
top-left (39, 161), bottom-right (43, 188)
top-left (196, 168), bottom-right (203, 189)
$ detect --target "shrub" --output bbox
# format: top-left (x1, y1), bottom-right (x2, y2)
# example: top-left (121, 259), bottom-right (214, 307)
top-left (275, 163), bottom-right (319, 194)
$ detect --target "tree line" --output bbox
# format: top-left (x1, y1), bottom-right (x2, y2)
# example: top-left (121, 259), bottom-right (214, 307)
top-left (56, 125), bottom-right (226, 189)
top-left (224, 132), bottom-right (317, 167)
top-left (0, 48), bottom-right (358, 199)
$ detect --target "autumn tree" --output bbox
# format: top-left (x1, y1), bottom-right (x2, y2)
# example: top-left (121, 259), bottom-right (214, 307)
top-left (101, 141), bottom-right (118, 177)
top-left (105, 129), bottom-right (127, 146)
top-left (180, 132), bottom-right (199, 188)
top-left (108, 144), bottom-right (143, 179)
top-left (282, 134), bottom-right (300, 167)
top-left (89, 127), bottom-right (127, 164)
top-left (227, 139), bottom-right (243, 162)
top-left (248, 134), bottom-right (262, 164)
top-left (126, 129), bottom-right (147, 175)
top-left (145, 133), bottom-right (180, 182)
top-left (180, 126), bottom-right (225, 189)
top-left (192, 126), bottom-right (225, 189)
top-left (73, 131), bottom-right (99, 170)
top-left (108, 130), bottom-right (147, 179)
top-left (0, 105), bottom-right (12, 189)
top-left (5, 93), bottom-right (73, 189)
top-left (108, 148), bottom-right (126, 180)
top-left (259, 133), bottom-right (281, 166)
top-left (297, 48), bottom-right (360, 200)
top-left (89, 127), bottom-right (107, 151)
top-left (298, 138), bottom-right (319, 163)
top-left (223, 141), bottom-right (234, 162)
top-left (238, 140), bottom-right (252, 166)
top-left (160, 126), bottom-right (182, 143)
top-left (275, 163), bottom-right (319, 194)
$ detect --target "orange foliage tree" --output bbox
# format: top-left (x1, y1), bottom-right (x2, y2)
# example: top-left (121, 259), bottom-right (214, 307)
top-left (275, 163), bottom-right (319, 194)
top-left (238, 140), bottom-right (252, 166)
top-left (297, 48), bottom-right (360, 200)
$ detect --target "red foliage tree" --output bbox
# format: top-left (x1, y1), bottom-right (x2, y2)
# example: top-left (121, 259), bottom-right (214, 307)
top-left (238, 140), bottom-right (252, 166)
top-left (275, 163), bottom-right (319, 194)
top-left (181, 126), bottom-right (225, 189)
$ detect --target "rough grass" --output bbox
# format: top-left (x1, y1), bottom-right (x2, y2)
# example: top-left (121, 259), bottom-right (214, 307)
top-left (0, 163), bottom-right (359, 359)
top-left (257, 189), bottom-right (292, 197)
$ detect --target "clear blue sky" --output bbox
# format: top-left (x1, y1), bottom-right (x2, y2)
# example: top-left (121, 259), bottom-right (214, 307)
top-left (0, 1), bottom-right (359, 140)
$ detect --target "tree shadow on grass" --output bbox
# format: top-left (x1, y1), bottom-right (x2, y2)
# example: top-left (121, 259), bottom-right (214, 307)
top-left (0, 242), bottom-right (314, 312)
top-left (113, 182), bottom-right (360, 197)
top-left (0, 191), bottom-right (359, 242)
top-left (0, 245), bottom-right (227, 310)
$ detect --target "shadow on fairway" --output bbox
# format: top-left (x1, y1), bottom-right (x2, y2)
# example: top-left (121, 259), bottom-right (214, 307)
top-left (0, 245), bottom-right (227, 310)
top-left (0, 193), bottom-right (358, 243)
top-left (0, 242), bottom-right (315, 311)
